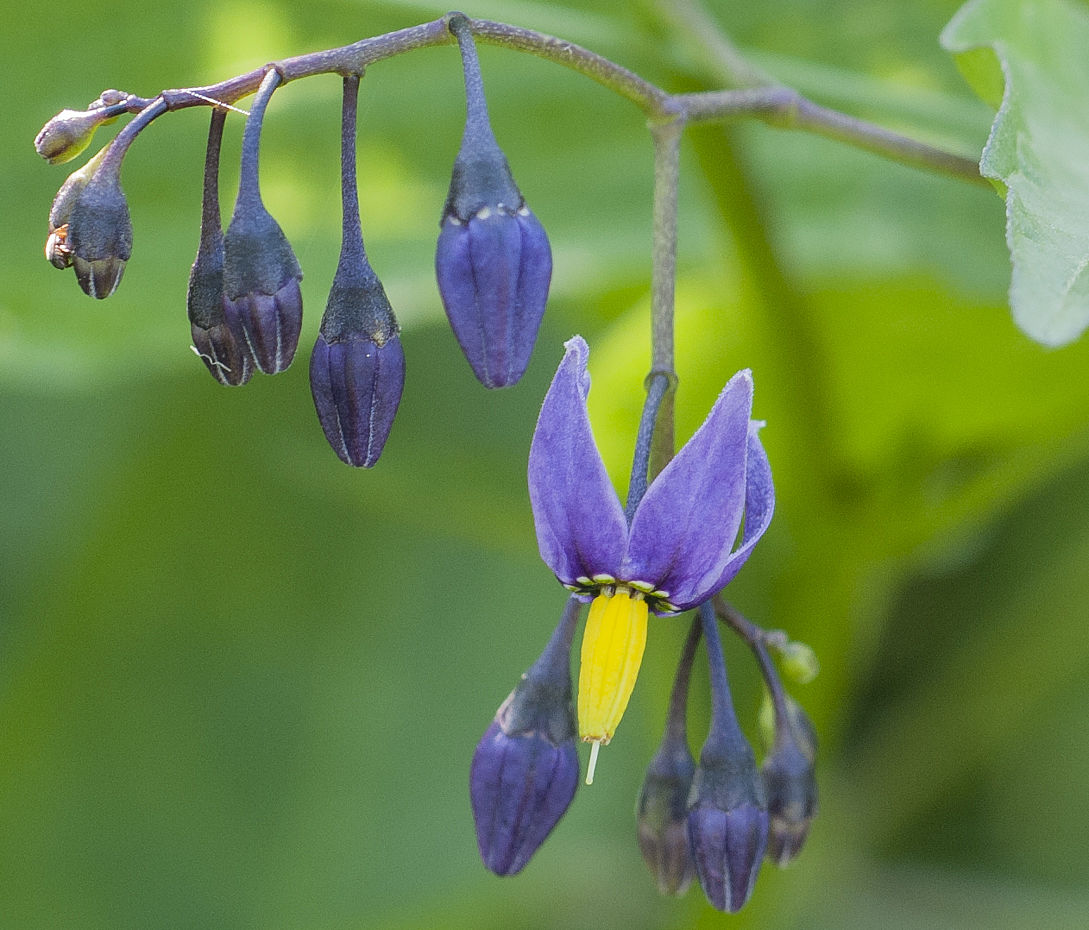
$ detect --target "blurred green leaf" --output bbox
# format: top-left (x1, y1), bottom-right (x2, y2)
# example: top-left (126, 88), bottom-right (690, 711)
top-left (942, 0), bottom-right (1089, 345)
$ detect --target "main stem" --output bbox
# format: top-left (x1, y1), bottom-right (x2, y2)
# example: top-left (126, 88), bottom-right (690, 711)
top-left (101, 15), bottom-right (984, 188)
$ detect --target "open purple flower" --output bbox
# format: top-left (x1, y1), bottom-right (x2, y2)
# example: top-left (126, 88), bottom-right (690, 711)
top-left (528, 336), bottom-right (774, 776)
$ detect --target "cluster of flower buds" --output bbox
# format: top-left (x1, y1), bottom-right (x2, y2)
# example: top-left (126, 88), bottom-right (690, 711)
top-left (470, 339), bottom-right (817, 912)
top-left (35, 15), bottom-right (816, 912)
top-left (36, 15), bottom-right (550, 466)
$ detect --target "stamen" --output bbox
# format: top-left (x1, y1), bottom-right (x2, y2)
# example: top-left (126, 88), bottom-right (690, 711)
top-left (586, 740), bottom-right (601, 785)
top-left (577, 589), bottom-right (649, 747)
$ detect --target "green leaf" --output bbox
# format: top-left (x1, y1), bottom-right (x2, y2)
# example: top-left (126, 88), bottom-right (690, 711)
top-left (942, 0), bottom-right (1089, 346)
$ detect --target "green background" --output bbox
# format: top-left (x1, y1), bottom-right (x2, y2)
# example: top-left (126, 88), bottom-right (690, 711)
top-left (4, 0), bottom-right (1089, 927)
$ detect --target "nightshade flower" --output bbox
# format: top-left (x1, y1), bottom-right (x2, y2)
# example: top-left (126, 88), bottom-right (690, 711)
top-left (528, 336), bottom-right (774, 780)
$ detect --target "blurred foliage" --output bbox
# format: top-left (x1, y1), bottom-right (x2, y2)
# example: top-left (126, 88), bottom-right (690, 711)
top-left (4, 0), bottom-right (1089, 928)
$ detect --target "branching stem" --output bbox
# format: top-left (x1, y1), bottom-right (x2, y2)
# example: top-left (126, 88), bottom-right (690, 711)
top-left (98, 14), bottom-right (983, 187)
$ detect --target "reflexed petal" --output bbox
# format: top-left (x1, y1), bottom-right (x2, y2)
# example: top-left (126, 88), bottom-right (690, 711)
top-left (696, 422), bottom-right (775, 598)
top-left (623, 370), bottom-right (754, 609)
top-left (528, 337), bottom-right (627, 586)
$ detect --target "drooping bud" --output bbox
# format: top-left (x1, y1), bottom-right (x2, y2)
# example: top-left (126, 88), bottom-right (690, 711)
top-left (761, 697), bottom-right (818, 866)
top-left (34, 101), bottom-right (128, 165)
top-left (45, 147), bottom-right (109, 269)
top-left (188, 108), bottom-right (253, 386)
top-left (435, 14), bottom-right (552, 388)
top-left (222, 69), bottom-right (302, 374)
top-left (50, 98), bottom-right (166, 298)
top-left (308, 73), bottom-right (404, 467)
top-left (470, 598), bottom-right (581, 876)
top-left (65, 146), bottom-right (132, 299)
top-left (686, 604), bottom-right (768, 913)
top-left (636, 618), bottom-right (699, 896)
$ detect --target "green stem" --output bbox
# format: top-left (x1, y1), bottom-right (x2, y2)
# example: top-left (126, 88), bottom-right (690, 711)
top-left (646, 119), bottom-right (683, 475)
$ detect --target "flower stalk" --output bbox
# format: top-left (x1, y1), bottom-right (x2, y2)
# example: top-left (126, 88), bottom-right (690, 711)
top-left (67, 16), bottom-right (984, 187)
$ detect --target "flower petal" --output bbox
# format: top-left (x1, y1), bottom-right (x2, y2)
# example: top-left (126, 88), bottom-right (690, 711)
top-left (622, 370), bottom-right (754, 609)
top-left (528, 337), bottom-right (627, 587)
top-left (699, 421), bottom-right (775, 596)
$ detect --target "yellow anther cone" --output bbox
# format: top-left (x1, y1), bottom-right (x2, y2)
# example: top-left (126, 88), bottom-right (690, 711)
top-left (578, 589), bottom-right (649, 746)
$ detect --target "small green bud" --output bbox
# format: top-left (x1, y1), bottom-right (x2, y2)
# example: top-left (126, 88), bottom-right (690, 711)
top-left (34, 103), bottom-right (126, 165)
top-left (779, 640), bottom-right (820, 684)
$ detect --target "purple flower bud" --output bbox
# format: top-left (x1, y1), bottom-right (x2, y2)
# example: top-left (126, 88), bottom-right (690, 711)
top-left (188, 109), bottom-right (252, 387)
top-left (637, 739), bottom-right (696, 896)
top-left (436, 199), bottom-right (551, 388)
top-left (687, 798), bottom-right (769, 913)
top-left (309, 328), bottom-right (404, 468)
top-left (687, 604), bottom-right (768, 913)
top-left (65, 157), bottom-right (132, 300)
top-left (222, 206), bottom-right (302, 375)
top-left (762, 701), bottom-right (818, 866)
top-left (222, 69), bottom-right (302, 375)
top-left (308, 73), bottom-right (404, 467)
top-left (470, 599), bottom-right (580, 876)
top-left (636, 617), bottom-right (700, 896)
top-left (436, 15), bottom-right (552, 388)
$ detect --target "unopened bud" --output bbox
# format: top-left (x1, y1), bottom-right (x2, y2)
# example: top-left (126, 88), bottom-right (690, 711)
top-left (65, 155), bottom-right (132, 299)
top-left (34, 103), bottom-right (126, 165)
top-left (222, 204), bottom-right (303, 374)
top-left (687, 731), bottom-right (768, 913)
top-left (762, 700), bottom-right (818, 866)
top-left (470, 599), bottom-right (580, 876)
top-left (636, 739), bottom-right (695, 895)
top-left (436, 15), bottom-right (551, 388)
top-left (188, 109), bottom-right (252, 386)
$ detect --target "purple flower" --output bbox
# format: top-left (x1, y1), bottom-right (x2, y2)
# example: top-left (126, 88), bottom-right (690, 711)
top-left (528, 336), bottom-right (773, 766)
